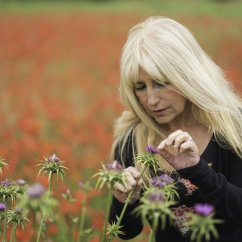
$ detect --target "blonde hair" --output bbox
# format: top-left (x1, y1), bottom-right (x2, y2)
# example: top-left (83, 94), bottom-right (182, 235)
top-left (111, 16), bottom-right (242, 180)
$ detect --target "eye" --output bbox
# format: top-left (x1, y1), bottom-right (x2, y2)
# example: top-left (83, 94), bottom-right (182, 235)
top-left (134, 82), bottom-right (146, 91)
top-left (153, 80), bottom-right (168, 88)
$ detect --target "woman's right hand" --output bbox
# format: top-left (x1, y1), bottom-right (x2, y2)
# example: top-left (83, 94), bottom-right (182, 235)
top-left (113, 166), bottom-right (142, 204)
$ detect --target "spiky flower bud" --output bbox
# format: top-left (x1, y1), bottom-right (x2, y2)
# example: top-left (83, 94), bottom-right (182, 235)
top-left (0, 179), bottom-right (20, 202)
top-left (37, 154), bottom-right (67, 181)
top-left (94, 160), bottom-right (126, 189)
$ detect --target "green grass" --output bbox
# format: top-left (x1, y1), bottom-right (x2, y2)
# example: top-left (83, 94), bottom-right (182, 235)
top-left (0, 0), bottom-right (242, 17)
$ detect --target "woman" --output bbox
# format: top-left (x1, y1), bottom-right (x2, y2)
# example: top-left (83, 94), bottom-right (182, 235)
top-left (109, 16), bottom-right (242, 242)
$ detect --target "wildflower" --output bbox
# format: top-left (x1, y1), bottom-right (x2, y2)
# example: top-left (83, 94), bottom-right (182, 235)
top-left (27, 183), bottom-right (45, 199)
top-left (148, 191), bottom-right (165, 203)
top-left (94, 160), bottom-right (126, 189)
top-left (134, 189), bottom-right (176, 240)
top-left (187, 203), bottom-right (223, 242)
top-left (18, 184), bottom-right (58, 216)
top-left (37, 154), bottom-right (67, 181)
top-left (194, 203), bottom-right (214, 216)
top-left (15, 179), bottom-right (27, 187)
top-left (94, 161), bottom-right (126, 242)
top-left (1, 179), bottom-right (11, 187)
top-left (0, 203), bottom-right (6, 222)
top-left (7, 208), bottom-right (29, 228)
top-left (0, 203), bottom-right (6, 212)
top-left (145, 145), bottom-right (160, 154)
top-left (47, 154), bottom-right (60, 163)
top-left (0, 179), bottom-right (20, 202)
top-left (37, 155), bottom-right (67, 242)
top-left (135, 145), bottom-right (160, 174)
top-left (151, 174), bottom-right (174, 188)
top-left (7, 208), bottom-right (29, 242)
top-left (150, 174), bottom-right (179, 203)
top-left (105, 160), bottom-right (123, 171)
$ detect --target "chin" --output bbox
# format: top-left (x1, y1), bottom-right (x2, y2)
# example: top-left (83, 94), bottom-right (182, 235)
top-left (154, 117), bottom-right (172, 125)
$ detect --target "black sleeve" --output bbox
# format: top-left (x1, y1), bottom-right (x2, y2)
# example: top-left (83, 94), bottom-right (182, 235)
top-left (108, 133), bottom-right (144, 240)
top-left (178, 152), bottom-right (242, 227)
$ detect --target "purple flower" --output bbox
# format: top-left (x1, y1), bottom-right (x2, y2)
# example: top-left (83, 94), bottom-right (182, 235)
top-left (47, 154), bottom-right (60, 163)
top-left (15, 179), bottom-right (26, 186)
top-left (105, 160), bottom-right (123, 172)
top-left (1, 179), bottom-right (11, 187)
top-left (194, 203), bottom-right (214, 216)
top-left (27, 183), bottom-right (45, 199)
top-left (151, 177), bottom-right (166, 188)
top-left (145, 145), bottom-right (160, 154)
top-left (0, 203), bottom-right (6, 212)
top-left (151, 174), bottom-right (174, 188)
top-left (148, 191), bottom-right (165, 203)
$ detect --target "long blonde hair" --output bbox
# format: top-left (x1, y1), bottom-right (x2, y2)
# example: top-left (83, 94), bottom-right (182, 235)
top-left (111, 16), bottom-right (242, 176)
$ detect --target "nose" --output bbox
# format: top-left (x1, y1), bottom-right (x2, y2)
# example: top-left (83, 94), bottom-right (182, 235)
top-left (147, 88), bottom-right (160, 105)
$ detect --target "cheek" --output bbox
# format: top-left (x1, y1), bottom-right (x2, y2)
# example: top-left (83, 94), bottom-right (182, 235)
top-left (176, 98), bottom-right (187, 111)
top-left (135, 93), bottom-right (146, 106)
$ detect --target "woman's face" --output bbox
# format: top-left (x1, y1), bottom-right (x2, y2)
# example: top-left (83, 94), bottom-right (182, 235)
top-left (134, 70), bottom-right (187, 125)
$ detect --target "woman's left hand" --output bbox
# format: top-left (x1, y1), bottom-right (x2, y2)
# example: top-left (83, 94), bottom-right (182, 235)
top-left (157, 130), bottom-right (200, 170)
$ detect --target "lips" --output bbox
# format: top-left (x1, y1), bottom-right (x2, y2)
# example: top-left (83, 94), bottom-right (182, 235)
top-left (152, 107), bottom-right (169, 116)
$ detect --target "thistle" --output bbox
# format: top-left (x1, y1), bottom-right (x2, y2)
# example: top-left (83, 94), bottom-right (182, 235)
top-left (108, 146), bottom-right (160, 242)
top-left (37, 154), bottom-right (67, 182)
top-left (0, 179), bottom-right (20, 203)
top-left (0, 202), bottom-right (6, 217)
top-left (7, 208), bottom-right (29, 242)
top-left (18, 183), bottom-right (58, 217)
top-left (95, 160), bottom-right (126, 190)
top-left (36, 154), bottom-right (67, 242)
top-left (0, 179), bottom-right (21, 242)
top-left (134, 189), bottom-right (176, 242)
top-left (135, 145), bottom-right (160, 174)
top-left (187, 203), bottom-right (223, 242)
top-left (94, 160), bottom-right (126, 242)
top-left (151, 174), bottom-right (179, 202)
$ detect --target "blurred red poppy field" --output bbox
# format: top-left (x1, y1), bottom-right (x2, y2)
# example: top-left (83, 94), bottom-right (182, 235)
top-left (0, 7), bottom-right (241, 241)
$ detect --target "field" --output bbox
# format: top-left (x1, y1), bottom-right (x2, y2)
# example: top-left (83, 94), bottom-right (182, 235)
top-left (0, 1), bottom-right (242, 241)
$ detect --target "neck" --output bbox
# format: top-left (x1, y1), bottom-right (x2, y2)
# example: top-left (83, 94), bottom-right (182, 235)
top-left (162, 103), bottom-right (200, 134)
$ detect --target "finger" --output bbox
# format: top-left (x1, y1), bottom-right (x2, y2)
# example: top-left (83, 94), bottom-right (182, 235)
top-left (157, 138), bottom-right (168, 149)
top-left (157, 130), bottom-right (184, 149)
top-left (136, 177), bottom-right (143, 186)
top-left (124, 171), bottom-right (137, 187)
top-left (125, 166), bottom-right (141, 180)
top-left (166, 130), bottom-right (184, 145)
top-left (179, 139), bottom-right (199, 153)
top-left (113, 182), bottom-right (128, 193)
top-left (173, 132), bottom-right (191, 149)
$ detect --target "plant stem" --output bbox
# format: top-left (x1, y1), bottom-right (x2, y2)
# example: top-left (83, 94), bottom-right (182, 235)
top-left (117, 167), bottom-right (147, 227)
top-left (2, 199), bottom-right (7, 242)
top-left (109, 167), bottom-right (147, 242)
top-left (36, 173), bottom-right (53, 242)
top-left (100, 189), bottom-right (113, 242)
top-left (78, 193), bottom-right (86, 242)
top-left (10, 223), bottom-right (17, 242)
top-left (148, 228), bottom-right (155, 242)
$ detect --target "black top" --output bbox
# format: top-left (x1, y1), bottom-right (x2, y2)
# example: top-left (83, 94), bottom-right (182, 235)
top-left (109, 135), bottom-right (242, 242)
